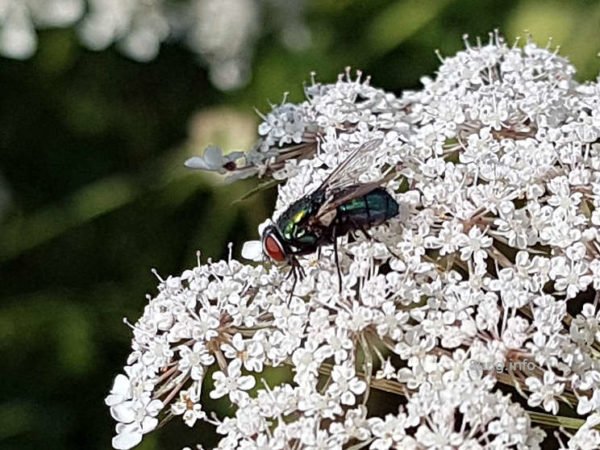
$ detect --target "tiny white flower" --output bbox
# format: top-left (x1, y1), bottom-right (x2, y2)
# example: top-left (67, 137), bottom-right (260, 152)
top-left (185, 145), bottom-right (245, 174)
top-left (326, 364), bottom-right (367, 406)
top-left (241, 240), bottom-right (263, 261)
top-left (171, 389), bottom-right (206, 427)
top-left (210, 360), bottom-right (256, 403)
top-left (221, 333), bottom-right (265, 372)
top-left (526, 371), bottom-right (565, 415)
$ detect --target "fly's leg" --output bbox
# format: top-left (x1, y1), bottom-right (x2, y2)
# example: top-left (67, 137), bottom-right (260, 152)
top-left (357, 225), bottom-right (372, 241)
top-left (348, 218), bottom-right (372, 241)
top-left (332, 224), bottom-right (343, 293)
top-left (288, 268), bottom-right (298, 301)
top-left (286, 256), bottom-right (305, 301)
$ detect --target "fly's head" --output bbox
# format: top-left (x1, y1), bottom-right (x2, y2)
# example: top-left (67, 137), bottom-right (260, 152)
top-left (261, 224), bottom-right (290, 264)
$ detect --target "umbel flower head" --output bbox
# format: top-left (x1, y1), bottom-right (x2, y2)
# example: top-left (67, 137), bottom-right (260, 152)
top-left (107, 33), bottom-right (600, 449)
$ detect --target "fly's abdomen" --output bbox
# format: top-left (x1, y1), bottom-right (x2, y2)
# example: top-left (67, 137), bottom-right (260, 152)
top-left (337, 188), bottom-right (398, 233)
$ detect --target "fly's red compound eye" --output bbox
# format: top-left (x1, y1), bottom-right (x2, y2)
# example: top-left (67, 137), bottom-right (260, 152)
top-left (262, 229), bottom-right (287, 262)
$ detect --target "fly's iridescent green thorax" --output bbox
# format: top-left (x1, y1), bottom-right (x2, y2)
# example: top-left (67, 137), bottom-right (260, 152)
top-left (276, 190), bottom-right (325, 253)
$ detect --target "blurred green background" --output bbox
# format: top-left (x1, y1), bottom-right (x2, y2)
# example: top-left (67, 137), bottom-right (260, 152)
top-left (0, 1), bottom-right (599, 449)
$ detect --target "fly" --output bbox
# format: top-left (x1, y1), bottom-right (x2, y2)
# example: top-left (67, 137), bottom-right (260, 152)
top-left (261, 139), bottom-right (399, 295)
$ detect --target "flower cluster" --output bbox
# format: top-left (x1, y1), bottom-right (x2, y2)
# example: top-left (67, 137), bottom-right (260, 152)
top-left (0, 0), bottom-right (308, 90)
top-left (108, 34), bottom-right (600, 449)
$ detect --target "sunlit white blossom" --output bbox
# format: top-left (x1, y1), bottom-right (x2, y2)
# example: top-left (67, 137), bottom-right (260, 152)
top-left (210, 359), bottom-right (256, 404)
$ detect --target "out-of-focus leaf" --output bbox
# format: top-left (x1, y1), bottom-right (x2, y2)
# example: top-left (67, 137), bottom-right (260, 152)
top-left (0, 402), bottom-right (34, 439)
top-left (507, 2), bottom-right (575, 49)
top-left (0, 175), bottom-right (137, 262)
top-left (366, 0), bottom-right (453, 56)
top-left (507, 1), bottom-right (600, 81)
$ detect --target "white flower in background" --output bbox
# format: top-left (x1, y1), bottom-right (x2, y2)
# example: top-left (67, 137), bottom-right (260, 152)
top-left (186, 0), bottom-right (259, 90)
top-left (184, 145), bottom-right (246, 174)
top-left (108, 34), bottom-right (600, 449)
top-left (79, 0), bottom-right (168, 62)
top-left (0, 0), bottom-right (309, 90)
top-left (0, 0), bottom-right (83, 58)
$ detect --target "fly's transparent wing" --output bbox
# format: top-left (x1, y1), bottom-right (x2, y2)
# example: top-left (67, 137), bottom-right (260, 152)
top-left (309, 139), bottom-right (399, 225)
top-left (316, 138), bottom-right (383, 193)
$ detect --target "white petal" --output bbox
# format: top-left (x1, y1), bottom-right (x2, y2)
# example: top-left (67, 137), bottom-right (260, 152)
top-left (112, 428), bottom-right (142, 450)
top-left (184, 156), bottom-right (212, 170)
top-left (146, 399), bottom-right (163, 416)
top-left (209, 386), bottom-right (227, 399)
top-left (237, 375), bottom-right (256, 390)
top-left (110, 374), bottom-right (131, 396)
top-left (203, 145), bottom-right (224, 167)
top-left (140, 416), bottom-right (158, 433)
top-left (223, 151), bottom-right (245, 162)
top-left (105, 393), bottom-right (128, 407)
top-left (577, 396), bottom-right (593, 415)
top-left (119, 29), bottom-right (161, 62)
top-left (241, 240), bottom-right (263, 261)
top-left (33, 0), bottom-right (84, 27)
top-left (227, 359), bottom-right (242, 376)
top-left (110, 402), bottom-right (136, 423)
top-left (0, 12), bottom-right (37, 59)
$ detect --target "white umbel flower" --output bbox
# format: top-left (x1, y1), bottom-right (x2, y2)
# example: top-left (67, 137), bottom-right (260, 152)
top-left (108, 33), bottom-right (600, 449)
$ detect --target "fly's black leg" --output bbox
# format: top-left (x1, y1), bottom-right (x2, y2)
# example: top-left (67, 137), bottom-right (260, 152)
top-left (332, 224), bottom-right (343, 293)
top-left (358, 224), bottom-right (372, 241)
top-left (288, 267), bottom-right (298, 301)
top-left (286, 256), bottom-right (305, 301)
top-left (349, 218), bottom-right (372, 241)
